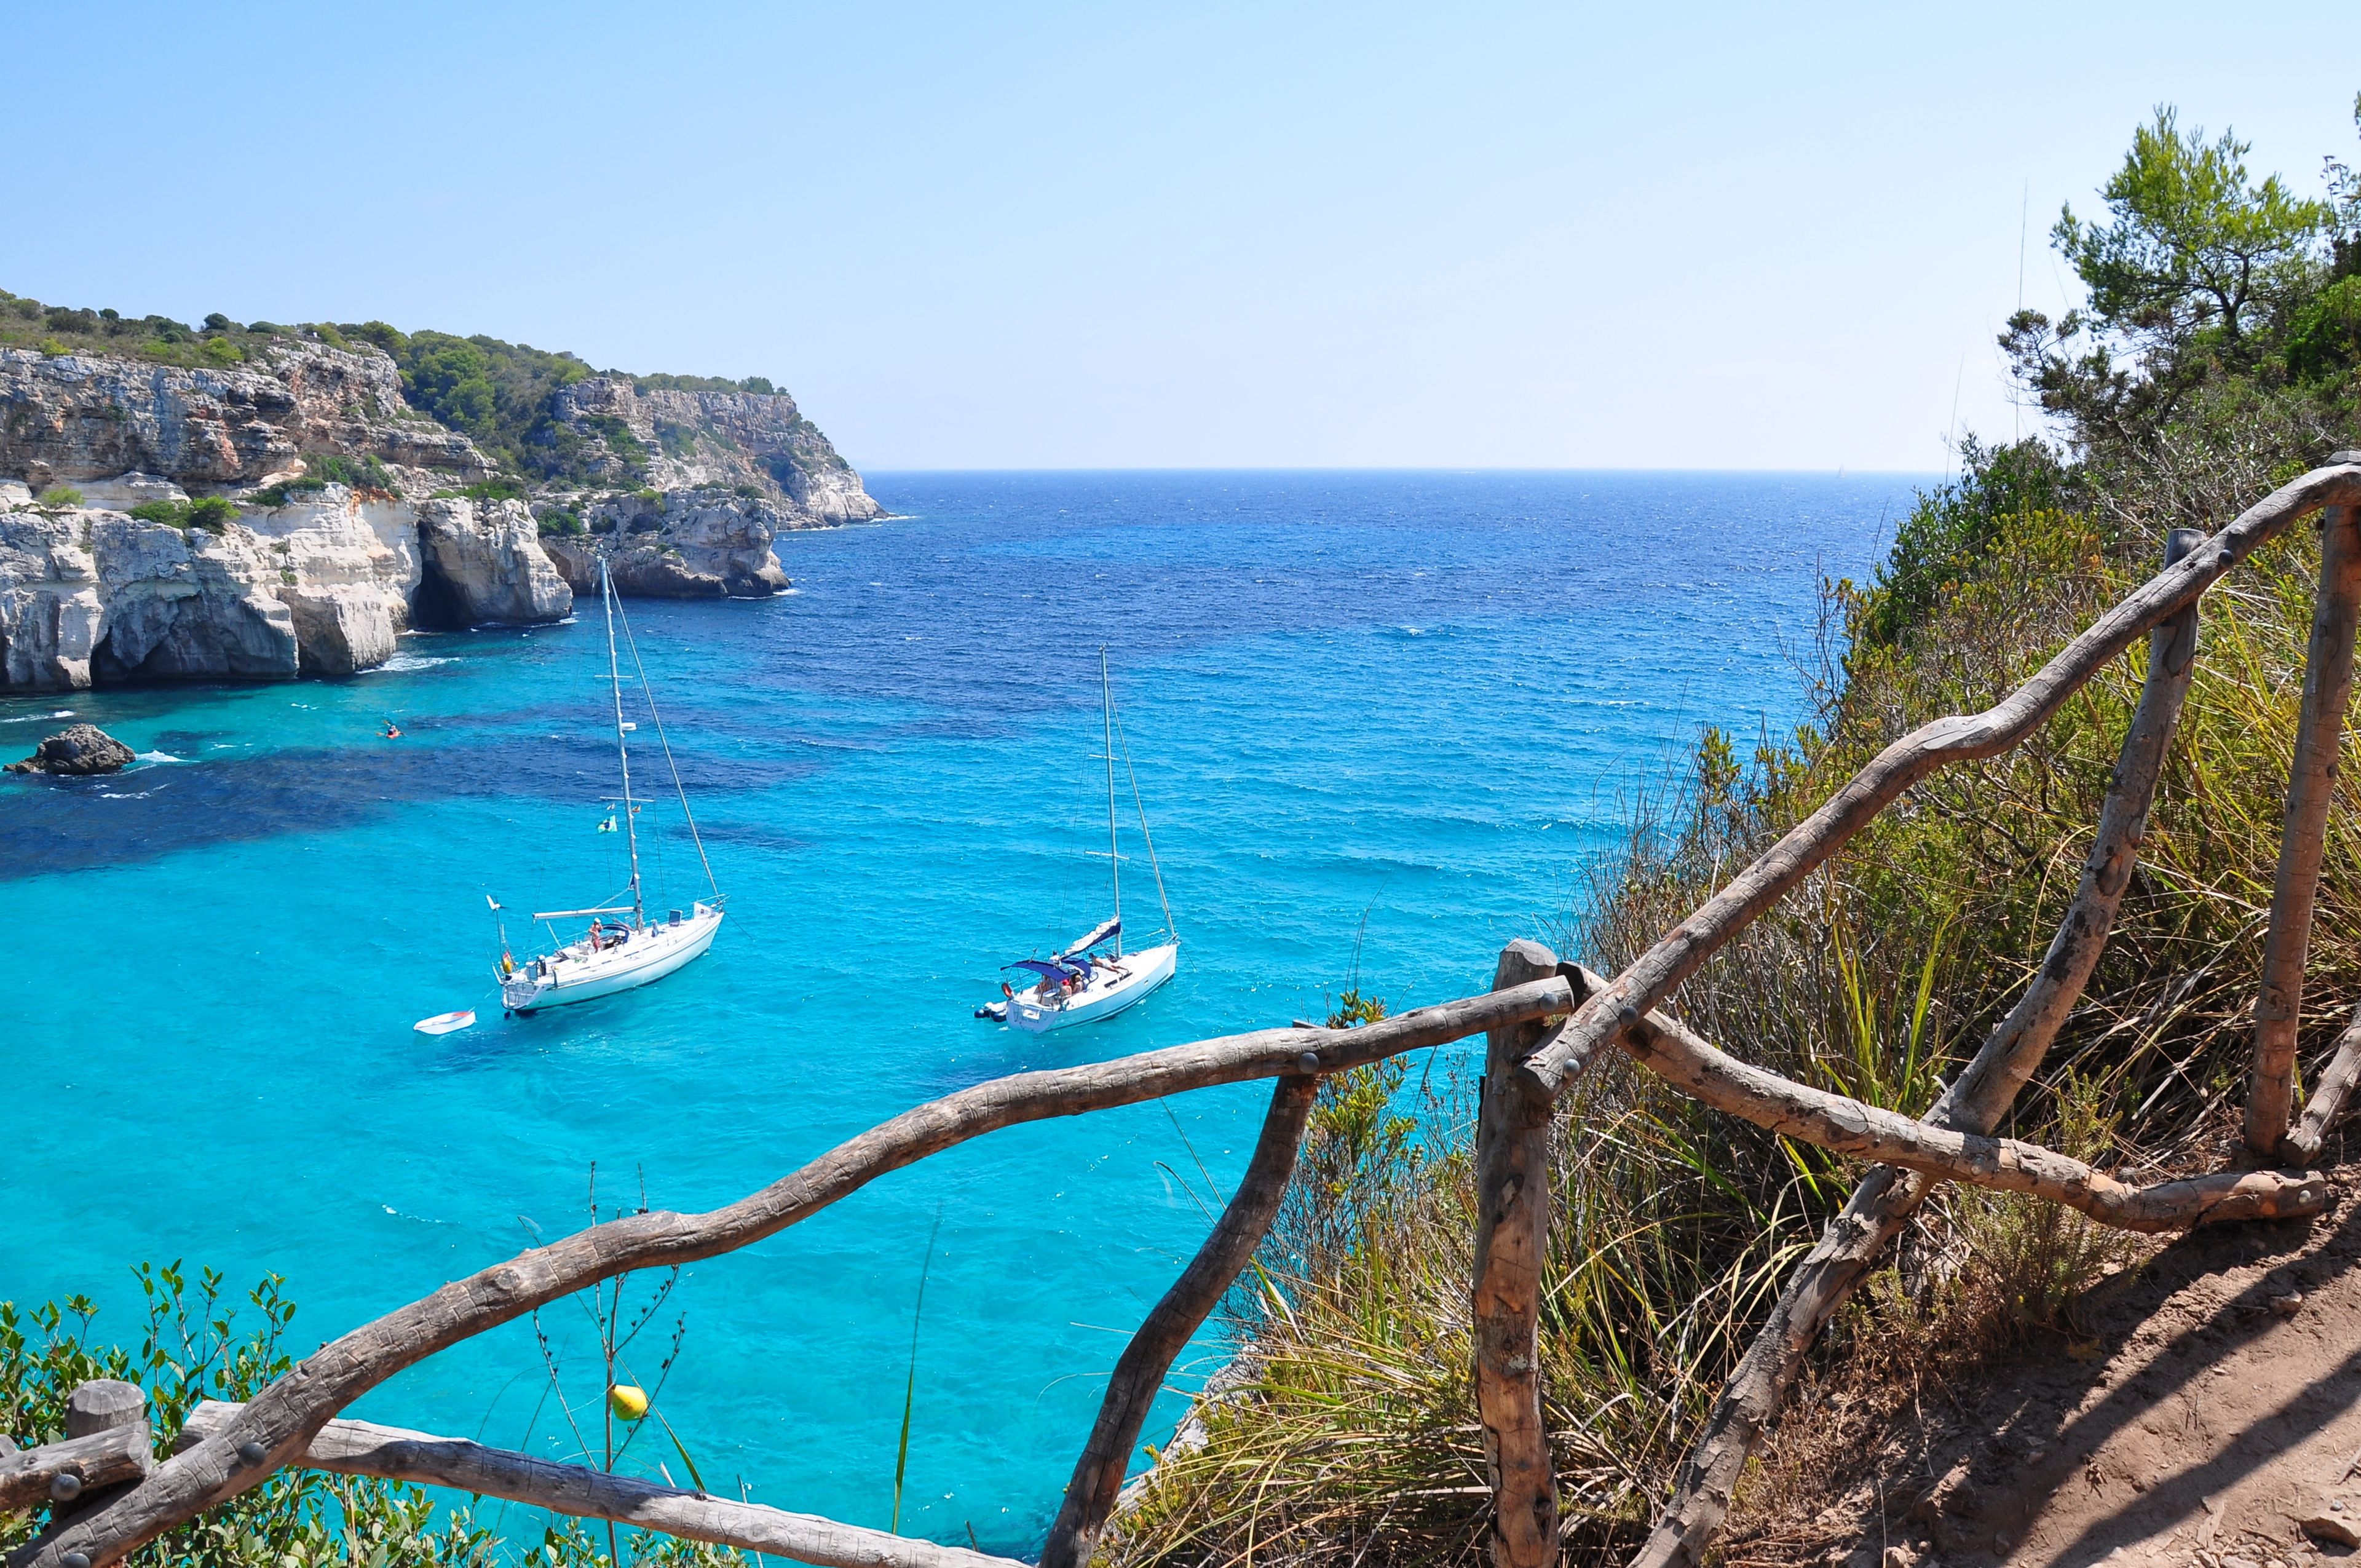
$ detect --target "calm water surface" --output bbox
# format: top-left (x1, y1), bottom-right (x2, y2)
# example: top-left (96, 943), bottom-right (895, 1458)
top-left (0, 471), bottom-right (1913, 1554)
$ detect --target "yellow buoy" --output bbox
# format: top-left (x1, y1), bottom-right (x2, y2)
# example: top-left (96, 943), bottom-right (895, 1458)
top-left (607, 1384), bottom-right (649, 1421)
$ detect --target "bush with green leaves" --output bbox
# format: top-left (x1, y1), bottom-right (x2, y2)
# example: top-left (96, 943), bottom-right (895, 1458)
top-left (127, 496), bottom-right (240, 534)
top-left (1, 1267), bottom-right (753, 1568)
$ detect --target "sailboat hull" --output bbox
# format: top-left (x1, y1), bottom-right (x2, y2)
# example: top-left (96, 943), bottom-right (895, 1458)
top-left (1006, 941), bottom-right (1177, 1032)
top-left (504, 905), bottom-right (724, 1013)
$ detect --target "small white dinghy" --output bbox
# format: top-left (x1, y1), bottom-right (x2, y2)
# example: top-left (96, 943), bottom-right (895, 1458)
top-left (414, 1009), bottom-right (477, 1035)
top-left (992, 651), bottom-right (1179, 1034)
top-left (495, 557), bottom-right (726, 1016)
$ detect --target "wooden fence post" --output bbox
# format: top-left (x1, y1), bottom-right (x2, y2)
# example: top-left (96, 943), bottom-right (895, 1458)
top-left (1628, 524), bottom-right (2210, 1568)
top-left (2247, 490), bottom-right (2361, 1159)
top-left (1038, 1072), bottom-right (1319, 1568)
top-left (1473, 940), bottom-right (1562, 1568)
top-left (42, 1381), bottom-right (150, 1554)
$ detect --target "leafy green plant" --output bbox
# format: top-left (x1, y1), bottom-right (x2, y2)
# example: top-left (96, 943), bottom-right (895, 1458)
top-left (188, 496), bottom-right (239, 532)
top-left (310, 453), bottom-right (395, 492)
top-left (35, 485), bottom-right (84, 510)
top-left (254, 476), bottom-right (330, 508)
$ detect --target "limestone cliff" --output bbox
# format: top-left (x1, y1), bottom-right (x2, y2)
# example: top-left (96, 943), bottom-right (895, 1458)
top-left (0, 300), bottom-right (885, 692)
top-left (0, 343), bottom-right (490, 496)
top-left (547, 377), bottom-right (885, 526)
top-left (0, 478), bottom-right (571, 689)
top-left (542, 489), bottom-right (796, 599)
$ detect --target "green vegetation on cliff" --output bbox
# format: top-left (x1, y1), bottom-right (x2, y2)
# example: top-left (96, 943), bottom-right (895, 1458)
top-left (1109, 98), bottom-right (2361, 1568)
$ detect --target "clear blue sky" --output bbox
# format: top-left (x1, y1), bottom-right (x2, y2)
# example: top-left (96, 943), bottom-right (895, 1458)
top-left (4, 2), bottom-right (2355, 471)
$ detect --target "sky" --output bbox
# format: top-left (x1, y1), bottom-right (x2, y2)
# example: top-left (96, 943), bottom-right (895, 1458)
top-left (2, 2), bottom-right (2357, 472)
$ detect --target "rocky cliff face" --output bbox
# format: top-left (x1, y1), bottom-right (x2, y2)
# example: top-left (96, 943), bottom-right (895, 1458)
top-left (542, 489), bottom-right (794, 599)
top-left (0, 344), bottom-right (490, 495)
top-left (548, 377), bottom-right (885, 526)
top-left (0, 478), bottom-right (571, 689)
top-left (0, 329), bottom-right (883, 693)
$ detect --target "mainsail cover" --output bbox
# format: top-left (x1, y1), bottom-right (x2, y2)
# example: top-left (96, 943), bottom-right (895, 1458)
top-left (1059, 917), bottom-right (1120, 959)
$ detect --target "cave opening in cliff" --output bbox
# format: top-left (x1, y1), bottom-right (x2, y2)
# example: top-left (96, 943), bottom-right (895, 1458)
top-left (409, 538), bottom-right (473, 632)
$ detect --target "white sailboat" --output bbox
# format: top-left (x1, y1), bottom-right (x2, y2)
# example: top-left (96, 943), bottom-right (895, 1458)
top-left (990, 651), bottom-right (1178, 1032)
top-left (497, 558), bottom-right (724, 1015)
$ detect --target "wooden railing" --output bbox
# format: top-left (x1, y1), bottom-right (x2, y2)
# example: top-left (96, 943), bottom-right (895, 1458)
top-left (9, 453), bottom-right (2360, 1568)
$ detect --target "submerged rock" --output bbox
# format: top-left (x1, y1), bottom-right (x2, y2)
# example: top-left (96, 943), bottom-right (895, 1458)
top-left (6, 721), bottom-right (135, 775)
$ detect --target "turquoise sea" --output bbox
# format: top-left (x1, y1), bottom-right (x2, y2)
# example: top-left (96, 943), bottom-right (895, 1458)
top-left (0, 471), bottom-right (1915, 1555)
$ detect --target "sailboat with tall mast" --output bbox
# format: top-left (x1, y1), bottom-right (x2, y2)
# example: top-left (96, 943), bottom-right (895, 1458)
top-left (497, 557), bottom-right (724, 1014)
top-left (990, 651), bottom-right (1179, 1032)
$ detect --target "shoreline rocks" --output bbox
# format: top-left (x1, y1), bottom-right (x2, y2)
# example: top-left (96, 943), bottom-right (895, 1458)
top-left (6, 722), bottom-right (135, 774)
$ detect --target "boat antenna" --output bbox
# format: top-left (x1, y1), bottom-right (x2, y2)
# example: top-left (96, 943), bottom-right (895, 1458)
top-left (612, 589), bottom-right (722, 901)
top-left (1102, 646), bottom-right (1121, 956)
top-left (1109, 677), bottom-right (1176, 944)
top-left (601, 557), bottom-right (646, 929)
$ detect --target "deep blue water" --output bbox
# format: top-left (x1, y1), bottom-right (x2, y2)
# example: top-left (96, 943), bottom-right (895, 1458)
top-left (0, 471), bottom-right (1913, 1555)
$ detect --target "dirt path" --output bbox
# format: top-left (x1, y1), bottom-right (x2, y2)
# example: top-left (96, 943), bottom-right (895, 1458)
top-left (1738, 1176), bottom-right (2361, 1568)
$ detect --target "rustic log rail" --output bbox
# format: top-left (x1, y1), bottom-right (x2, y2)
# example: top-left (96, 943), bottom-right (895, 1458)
top-left (9, 456), bottom-right (2360, 1568)
top-left (168, 1403), bottom-right (1019, 1568)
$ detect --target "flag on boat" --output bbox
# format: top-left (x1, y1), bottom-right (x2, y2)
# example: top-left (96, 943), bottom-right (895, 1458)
top-left (598, 815), bottom-right (617, 833)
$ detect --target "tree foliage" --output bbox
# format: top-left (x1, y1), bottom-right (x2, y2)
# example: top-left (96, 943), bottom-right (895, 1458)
top-left (2054, 105), bottom-right (2332, 350)
top-left (2004, 100), bottom-right (2359, 455)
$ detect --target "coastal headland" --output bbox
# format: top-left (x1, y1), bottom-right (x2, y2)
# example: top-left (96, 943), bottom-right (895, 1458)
top-left (0, 298), bottom-right (883, 691)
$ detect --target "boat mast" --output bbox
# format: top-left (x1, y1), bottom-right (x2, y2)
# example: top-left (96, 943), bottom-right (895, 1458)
top-left (603, 558), bottom-right (646, 929)
top-left (1102, 647), bottom-right (1121, 957)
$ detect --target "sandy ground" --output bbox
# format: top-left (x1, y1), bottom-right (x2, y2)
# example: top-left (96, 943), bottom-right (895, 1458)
top-left (1746, 1173), bottom-right (2361, 1568)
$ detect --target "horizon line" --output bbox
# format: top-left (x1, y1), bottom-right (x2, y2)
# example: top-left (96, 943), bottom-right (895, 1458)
top-left (852, 464), bottom-right (1944, 477)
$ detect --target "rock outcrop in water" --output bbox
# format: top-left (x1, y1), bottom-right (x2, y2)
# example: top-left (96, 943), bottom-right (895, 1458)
top-left (542, 488), bottom-right (796, 598)
top-left (0, 312), bottom-right (884, 692)
top-left (6, 721), bottom-right (134, 774)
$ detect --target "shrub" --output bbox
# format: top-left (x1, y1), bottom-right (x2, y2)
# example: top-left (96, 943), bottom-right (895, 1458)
top-left (185, 495), bottom-right (238, 532)
top-left (461, 475), bottom-right (526, 502)
top-left (38, 337), bottom-right (68, 357)
top-left (310, 452), bottom-right (395, 491)
top-left (0, 1267), bottom-right (751, 1568)
top-left (200, 336), bottom-right (243, 366)
top-left (538, 508), bottom-right (585, 537)
top-left (35, 486), bottom-right (84, 509)
top-left (252, 475), bottom-right (328, 508)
